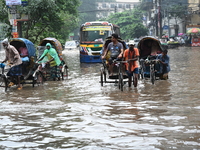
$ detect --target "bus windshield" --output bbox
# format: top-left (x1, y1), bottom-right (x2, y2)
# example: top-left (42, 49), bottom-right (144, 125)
top-left (80, 25), bottom-right (112, 43)
top-left (81, 30), bottom-right (110, 43)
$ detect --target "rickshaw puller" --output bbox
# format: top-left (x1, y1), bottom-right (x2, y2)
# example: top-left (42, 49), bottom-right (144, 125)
top-left (36, 43), bottom-right (61, 81)
top-left (1, 39), bottom-right (23, 90)
top-left (123, 41), bottom-right (139, 87)
top-left (101, 33), bottom-right (124, 76)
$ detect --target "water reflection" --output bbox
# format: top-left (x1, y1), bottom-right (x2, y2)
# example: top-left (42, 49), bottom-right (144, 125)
top-left (0, 47), bottom-right (199, 149)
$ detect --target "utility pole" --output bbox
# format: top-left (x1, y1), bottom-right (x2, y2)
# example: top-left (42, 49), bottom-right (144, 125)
top-left (155, 0), bottom-right (158, 36)
top-left (158, 0), bottom-right (162, 38)
top-left (114, 5), bottom-right (117, 13)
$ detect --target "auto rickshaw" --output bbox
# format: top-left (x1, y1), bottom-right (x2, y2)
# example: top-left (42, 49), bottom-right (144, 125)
top-left (37, 37), bottom-right (68, 81)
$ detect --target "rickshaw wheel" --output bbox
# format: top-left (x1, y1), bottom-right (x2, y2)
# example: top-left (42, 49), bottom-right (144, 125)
top-left (140, 67), bottom-right (144, 79)
top-left (118, 73), bottom-right (124, 91)
top-left (61, 65), bottom-right (68, 80)
top-left (0, 75), bottom-right (8, 92)
top-left (100, 68), bottom-right (104, 86)
top-left (150, 70), bottom-right (155, 84)
top-left (32, 71), bottom-right (44, 87)
top-left (103, 70), bottom-right (106, 83)
top-left (128, 76), bottom-right (132, 87)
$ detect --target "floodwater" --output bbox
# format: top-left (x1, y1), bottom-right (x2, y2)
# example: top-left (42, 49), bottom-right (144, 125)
top-left (0, 47), bottom-right (199, 150)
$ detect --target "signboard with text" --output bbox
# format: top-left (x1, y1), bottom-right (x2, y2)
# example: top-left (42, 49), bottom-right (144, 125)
top-left (6, 0), bottom-right (21, 6)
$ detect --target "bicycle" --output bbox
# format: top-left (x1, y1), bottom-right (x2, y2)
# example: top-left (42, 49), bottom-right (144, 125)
top-left (100, 59), bottom-right (128, 91)
top-left (144, 56), bottom-right (159, 84)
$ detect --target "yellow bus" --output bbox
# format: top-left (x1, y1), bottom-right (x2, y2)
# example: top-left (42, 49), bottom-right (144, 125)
top-left (79, 21), bottom-right (120, 63)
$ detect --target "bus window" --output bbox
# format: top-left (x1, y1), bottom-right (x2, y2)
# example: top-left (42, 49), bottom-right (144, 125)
top-left (82, 30), bottom-right (109, 42)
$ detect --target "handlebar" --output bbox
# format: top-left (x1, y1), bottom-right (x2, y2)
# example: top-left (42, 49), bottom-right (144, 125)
top-left (113, 59), bottom-right (127, 63)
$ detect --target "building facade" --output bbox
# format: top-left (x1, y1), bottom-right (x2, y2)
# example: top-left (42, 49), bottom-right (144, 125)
top-left (96, 0), bottom-right (140, 19)
top-left (142, 0), bottom-right (200, 37)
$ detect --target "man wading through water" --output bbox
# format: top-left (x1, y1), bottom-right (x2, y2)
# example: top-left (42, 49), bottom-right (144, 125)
top-left (123, 41), bottom-right (139, 87)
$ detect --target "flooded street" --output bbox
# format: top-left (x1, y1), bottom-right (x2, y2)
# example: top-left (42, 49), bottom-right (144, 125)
top-left (0, 47), bottom-right (200, 149)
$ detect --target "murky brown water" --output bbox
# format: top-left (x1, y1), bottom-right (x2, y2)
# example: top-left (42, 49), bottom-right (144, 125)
top-left (0, 47), bottom-right (199, 149)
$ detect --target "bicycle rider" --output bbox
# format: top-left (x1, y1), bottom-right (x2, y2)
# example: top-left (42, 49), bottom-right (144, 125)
top-left (101, 33), bottom-right (124, 76)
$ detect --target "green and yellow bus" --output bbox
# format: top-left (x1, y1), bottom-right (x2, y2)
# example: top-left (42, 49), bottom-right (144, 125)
top-left (79, 21), bottom-right (120, 63)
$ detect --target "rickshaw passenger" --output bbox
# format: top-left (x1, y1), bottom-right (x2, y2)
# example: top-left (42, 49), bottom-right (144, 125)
top-left (101, 33), bottom-right (124, 76)
top-left (1, 39), bottom-right (23, 90)
top-left (18, 43), bottom-right (29, 75)
top-left (155, 49), bottom-right (170, 79)
top-left (37, 43), bottom-right (61, 80)
top-left (123, 41), bottom-right (139, 87)
top-left (140, 40), bottom-right (152, 59)
top-left (151, 41), bottom-right (162, 56)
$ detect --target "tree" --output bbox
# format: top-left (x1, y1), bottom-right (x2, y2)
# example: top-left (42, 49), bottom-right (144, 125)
top-left (0, 0), bottom-right (80, 44)
top-left (0, 0), bottom-right (12, 38)
top-left (104, 8), bottom-right (148, 39)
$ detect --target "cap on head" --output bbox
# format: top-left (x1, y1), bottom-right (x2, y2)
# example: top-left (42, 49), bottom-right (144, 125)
top-left (2, 38), bottom-right (8, 45)
top-left (128, 41), bottom-right (135, 46)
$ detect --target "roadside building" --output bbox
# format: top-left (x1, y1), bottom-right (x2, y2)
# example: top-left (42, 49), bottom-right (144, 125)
top-left (96, 0), bottom-right (140, 19)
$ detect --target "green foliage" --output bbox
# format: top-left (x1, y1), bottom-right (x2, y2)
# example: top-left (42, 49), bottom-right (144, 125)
top-left (0, 0), bottom-right (79, 45)
top-left (167, 5), bottom-right (187, 19)
top-left (104, 8), bottom-right (148, 39)
top-left (0, 0), bottom-right (12, 38)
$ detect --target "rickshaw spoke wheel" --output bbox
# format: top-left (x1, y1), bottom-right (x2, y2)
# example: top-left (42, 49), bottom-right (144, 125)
top-left (100, 68), bottom-right (104, 86)
top-left (103, 71), bottom-right (106, 83)
top-left (128, 76), bottom-right (132, 87)
top-left (61, 65), bottom-right (68, 80)
top-left (150, 70), bottom-right (155, 84)
top-left (140, 67), bottom-right (144, 79)
top-left (33, 71), bottom-right (44, 87)
top-left (120, 73), bottom-right (124, 91)
top-left (118, 73), bottom-right (123, 91)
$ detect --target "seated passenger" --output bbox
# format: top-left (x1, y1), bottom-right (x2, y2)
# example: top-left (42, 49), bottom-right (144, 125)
top-left (151, 41), bottom-right (162, 55)
top-left (156, 49), bottom-right (170, 79)
top-left (37, 43), bottom-right (61, 81)
top-left (101, 33), bottom-right (124, 76)
top-left (18, 43), bottom-right (29, 75)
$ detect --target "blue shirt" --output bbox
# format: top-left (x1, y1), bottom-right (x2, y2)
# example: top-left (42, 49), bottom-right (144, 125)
top-left (156, 54), bottom-right (170, 73)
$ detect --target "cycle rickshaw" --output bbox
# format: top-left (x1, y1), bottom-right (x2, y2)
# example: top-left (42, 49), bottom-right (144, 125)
top-left (100, 36), bottom-right (130, 91)
top-left (37, 37), bottom-right (68, 81)
top-left (0, 38), bottom-right (45, 91)
top-left (138, 36), bottom-right (164, 84)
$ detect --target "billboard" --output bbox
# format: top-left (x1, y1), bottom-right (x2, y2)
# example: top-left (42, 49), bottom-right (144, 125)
top-left (6, 0), bottom-right (22, 6)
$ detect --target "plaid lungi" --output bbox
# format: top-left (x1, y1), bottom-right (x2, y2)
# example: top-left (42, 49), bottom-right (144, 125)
top-left (7, 64), bottom-right (22, 76)
top-left (50, 65), bottom-right (61, 78)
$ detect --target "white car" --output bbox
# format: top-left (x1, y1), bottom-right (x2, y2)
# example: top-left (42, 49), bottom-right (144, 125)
top-left (64, 41), bottom-right (78, 50)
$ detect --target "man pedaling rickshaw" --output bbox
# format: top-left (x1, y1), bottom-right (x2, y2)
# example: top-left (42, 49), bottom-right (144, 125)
top-left (1, 39), bottom-right (23, 90)
top-left (36, 43), bottom-right (61, 81)
top-left (101, 33), bottom-right (124, 76)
